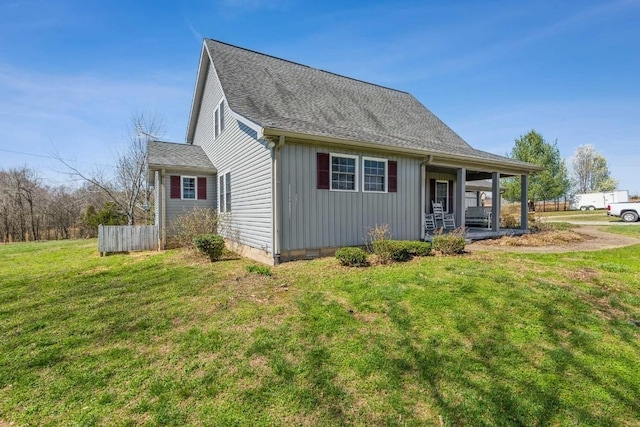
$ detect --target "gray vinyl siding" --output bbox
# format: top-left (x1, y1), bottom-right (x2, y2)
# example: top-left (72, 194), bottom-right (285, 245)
top-left (280, 143), bottom-right (422, 251)
top-left (163, 171), bottom-right (217, 232)
top-left (192, 64), bottom-right (273, 253)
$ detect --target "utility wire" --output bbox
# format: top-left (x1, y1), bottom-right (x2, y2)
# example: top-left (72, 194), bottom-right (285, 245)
top-left (0, 147), bottom-right (114, 167)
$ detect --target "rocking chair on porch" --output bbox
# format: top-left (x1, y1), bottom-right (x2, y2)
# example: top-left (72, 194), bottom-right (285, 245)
top-left (432, 201), bottom-right (444, 222)
top-left (443, 214), bottom-right (456, 230)
top-left (425, 214), bottom-right (437, 231)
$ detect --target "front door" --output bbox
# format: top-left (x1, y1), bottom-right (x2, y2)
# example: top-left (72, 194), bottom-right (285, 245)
top-left (435, 180), bottom-right (449, 213)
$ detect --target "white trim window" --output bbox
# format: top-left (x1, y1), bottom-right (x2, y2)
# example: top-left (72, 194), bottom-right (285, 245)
top-left (213, 100), bottom-right (226, 140)
top-left (362, 156), bottom-right (388, 193)
top-left (182, 176), bottom-right (196, 200)
top-left (218, 171), bottom-right (231, 212)
top-left (330, 153), bottom-right (358, 191)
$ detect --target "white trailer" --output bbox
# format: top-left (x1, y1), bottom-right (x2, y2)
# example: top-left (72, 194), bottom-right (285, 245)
top-left (571, 190), bottom-right (629, 210)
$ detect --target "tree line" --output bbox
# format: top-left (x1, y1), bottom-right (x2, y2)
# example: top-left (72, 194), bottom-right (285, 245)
top-left (0, 167), bottom-right (133, 242)
top-left (1, 114), bottom-right (160, 243)
top-left (503, 130), bottom-right (618, 209)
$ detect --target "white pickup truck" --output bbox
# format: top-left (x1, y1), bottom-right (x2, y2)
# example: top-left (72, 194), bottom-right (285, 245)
top-left (607, 202), bottom-right (640, 222)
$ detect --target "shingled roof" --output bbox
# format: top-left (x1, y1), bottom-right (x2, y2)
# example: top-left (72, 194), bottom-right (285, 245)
top-left (147, 141), bottom-right (215, 171)
top-left (191, 39), bottom-right (537, 171)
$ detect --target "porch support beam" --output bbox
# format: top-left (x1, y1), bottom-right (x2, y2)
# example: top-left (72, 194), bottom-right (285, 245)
top-left (456, 168), bottom-right (466, 229)
top-left (520, 174), bottom-right (529, 230)
top-left (160, 168), bottom-right (167, 249)
top-left (491, 172), bottom-right (501, 231)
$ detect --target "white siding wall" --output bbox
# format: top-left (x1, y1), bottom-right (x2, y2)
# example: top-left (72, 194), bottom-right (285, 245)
top-left (280, 143), bottom-right (422, 251)
top-left (163, 171), bottom-right (217, 229)
top-left (192, 65), bottom-right (273, 253)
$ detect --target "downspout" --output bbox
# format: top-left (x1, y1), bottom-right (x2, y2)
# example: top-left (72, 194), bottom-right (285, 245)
top-left (161, 168), bottom-right (167, 249)
top-left (272, 135), bottom-right (285, 264)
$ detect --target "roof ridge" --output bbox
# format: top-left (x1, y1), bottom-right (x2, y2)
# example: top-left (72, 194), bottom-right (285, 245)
top-left (205, 38), bottom-right (411, 96)
top-left (149, 140), bottom-right (190, 146)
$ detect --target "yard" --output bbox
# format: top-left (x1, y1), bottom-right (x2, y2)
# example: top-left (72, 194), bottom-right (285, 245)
top-left (1, 231), bottom-right (640, 426)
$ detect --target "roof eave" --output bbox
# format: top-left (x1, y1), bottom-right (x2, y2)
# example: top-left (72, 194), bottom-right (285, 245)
top-left (185, 42), bottom-right (211, 144)
top-left (262, 128), bottom-right (542, 175)
top-left (147, 162), bottom-right (216, 172)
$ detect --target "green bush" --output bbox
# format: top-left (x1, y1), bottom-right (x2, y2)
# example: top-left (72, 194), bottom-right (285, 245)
top-left (372, 240), bottom-right (431, 263)
top-left (432, 232), bottom-right (466, 255)
top-left (335, 247), bottom-right (369, 267)
top-left (396, 240), bottom-right (432, 257)
top-left (366, 224), bottom-right (431, 263)
top-left (246, 264), bottom-right (272, 276)
top-left (388, 241), bottom-right (411, 262)
top-left (194, 234), bottom-right (225, 262)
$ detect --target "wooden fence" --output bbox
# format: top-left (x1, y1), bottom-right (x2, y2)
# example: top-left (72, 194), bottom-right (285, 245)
top-left (98, 225), bottom-right (158, 255)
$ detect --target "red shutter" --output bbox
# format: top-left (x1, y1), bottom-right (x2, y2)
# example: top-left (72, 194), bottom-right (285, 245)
top-left (197, 177), bottom-right (207, 200)
top-left (388, 161), bottom-right (397, 193)
top-left (317, 153), bottom-right (330, 190)
top-left (170, 175), bottom-right (181, 199)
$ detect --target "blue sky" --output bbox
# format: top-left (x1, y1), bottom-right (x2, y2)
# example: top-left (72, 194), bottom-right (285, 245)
top-left (1, 0), bottom-right (639, 194)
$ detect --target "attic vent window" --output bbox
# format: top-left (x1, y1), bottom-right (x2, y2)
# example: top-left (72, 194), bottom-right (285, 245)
top-left (214, 100), bottom-right (226, 140)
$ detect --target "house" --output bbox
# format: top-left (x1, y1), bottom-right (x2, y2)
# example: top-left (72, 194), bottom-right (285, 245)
top-left (147, 39), bottom-right (541, 264)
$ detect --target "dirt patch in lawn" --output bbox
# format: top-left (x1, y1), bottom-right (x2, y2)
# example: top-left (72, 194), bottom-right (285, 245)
top-left (467, 226), bottom-right (640, 253)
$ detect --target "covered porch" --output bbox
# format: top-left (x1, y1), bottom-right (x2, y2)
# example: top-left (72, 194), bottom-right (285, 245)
top-left (420, 162), bottom-right (532, 241)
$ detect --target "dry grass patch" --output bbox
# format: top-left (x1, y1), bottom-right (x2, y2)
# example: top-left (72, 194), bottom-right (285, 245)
top-left (484, 229), bottom-right (590, 247)
top-left (567, 267), bottom-right (600, 283)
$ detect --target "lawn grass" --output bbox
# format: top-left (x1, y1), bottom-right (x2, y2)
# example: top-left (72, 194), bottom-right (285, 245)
top-left (599, 225), bottom-right (640, 238)
top-left (1, 239), bottom-right (640, 425)
top-left (536, 210), bottom-right (619, 222)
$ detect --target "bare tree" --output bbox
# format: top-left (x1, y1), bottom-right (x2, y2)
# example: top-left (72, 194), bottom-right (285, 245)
top-left (571, 144), bottom-right (618, 193)
top-left (44, 186), bottom-right (83, 239)
top-left (0, 168), bottom-right (44, 241)
top-left (56, 112), bottom-right (164, 225)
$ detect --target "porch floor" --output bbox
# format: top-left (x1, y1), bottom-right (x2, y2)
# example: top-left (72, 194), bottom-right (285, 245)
top-left (424, 227), bottom-right (529, 243)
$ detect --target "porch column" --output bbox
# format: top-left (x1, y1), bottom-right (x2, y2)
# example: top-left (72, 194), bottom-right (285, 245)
top-left (154, 170), bottom-right (161, 250)
top-left (520, 174), bottom-right (528, 230)
top-left (491, 172), bottom-right (501, 231)
top-left (456, 168), bottom-right (466, 229)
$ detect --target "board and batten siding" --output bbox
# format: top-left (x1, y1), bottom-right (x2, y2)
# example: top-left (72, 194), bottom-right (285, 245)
top-left (192, 64), bottom-right (273, 254)
top-left (163, 171), bottom-right (217, 230)
top-left (280, 143), bottom-right (422, 252)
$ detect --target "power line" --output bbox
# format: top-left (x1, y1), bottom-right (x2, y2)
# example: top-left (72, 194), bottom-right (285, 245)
top-left (0, 147), bottom-right (114, 167)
